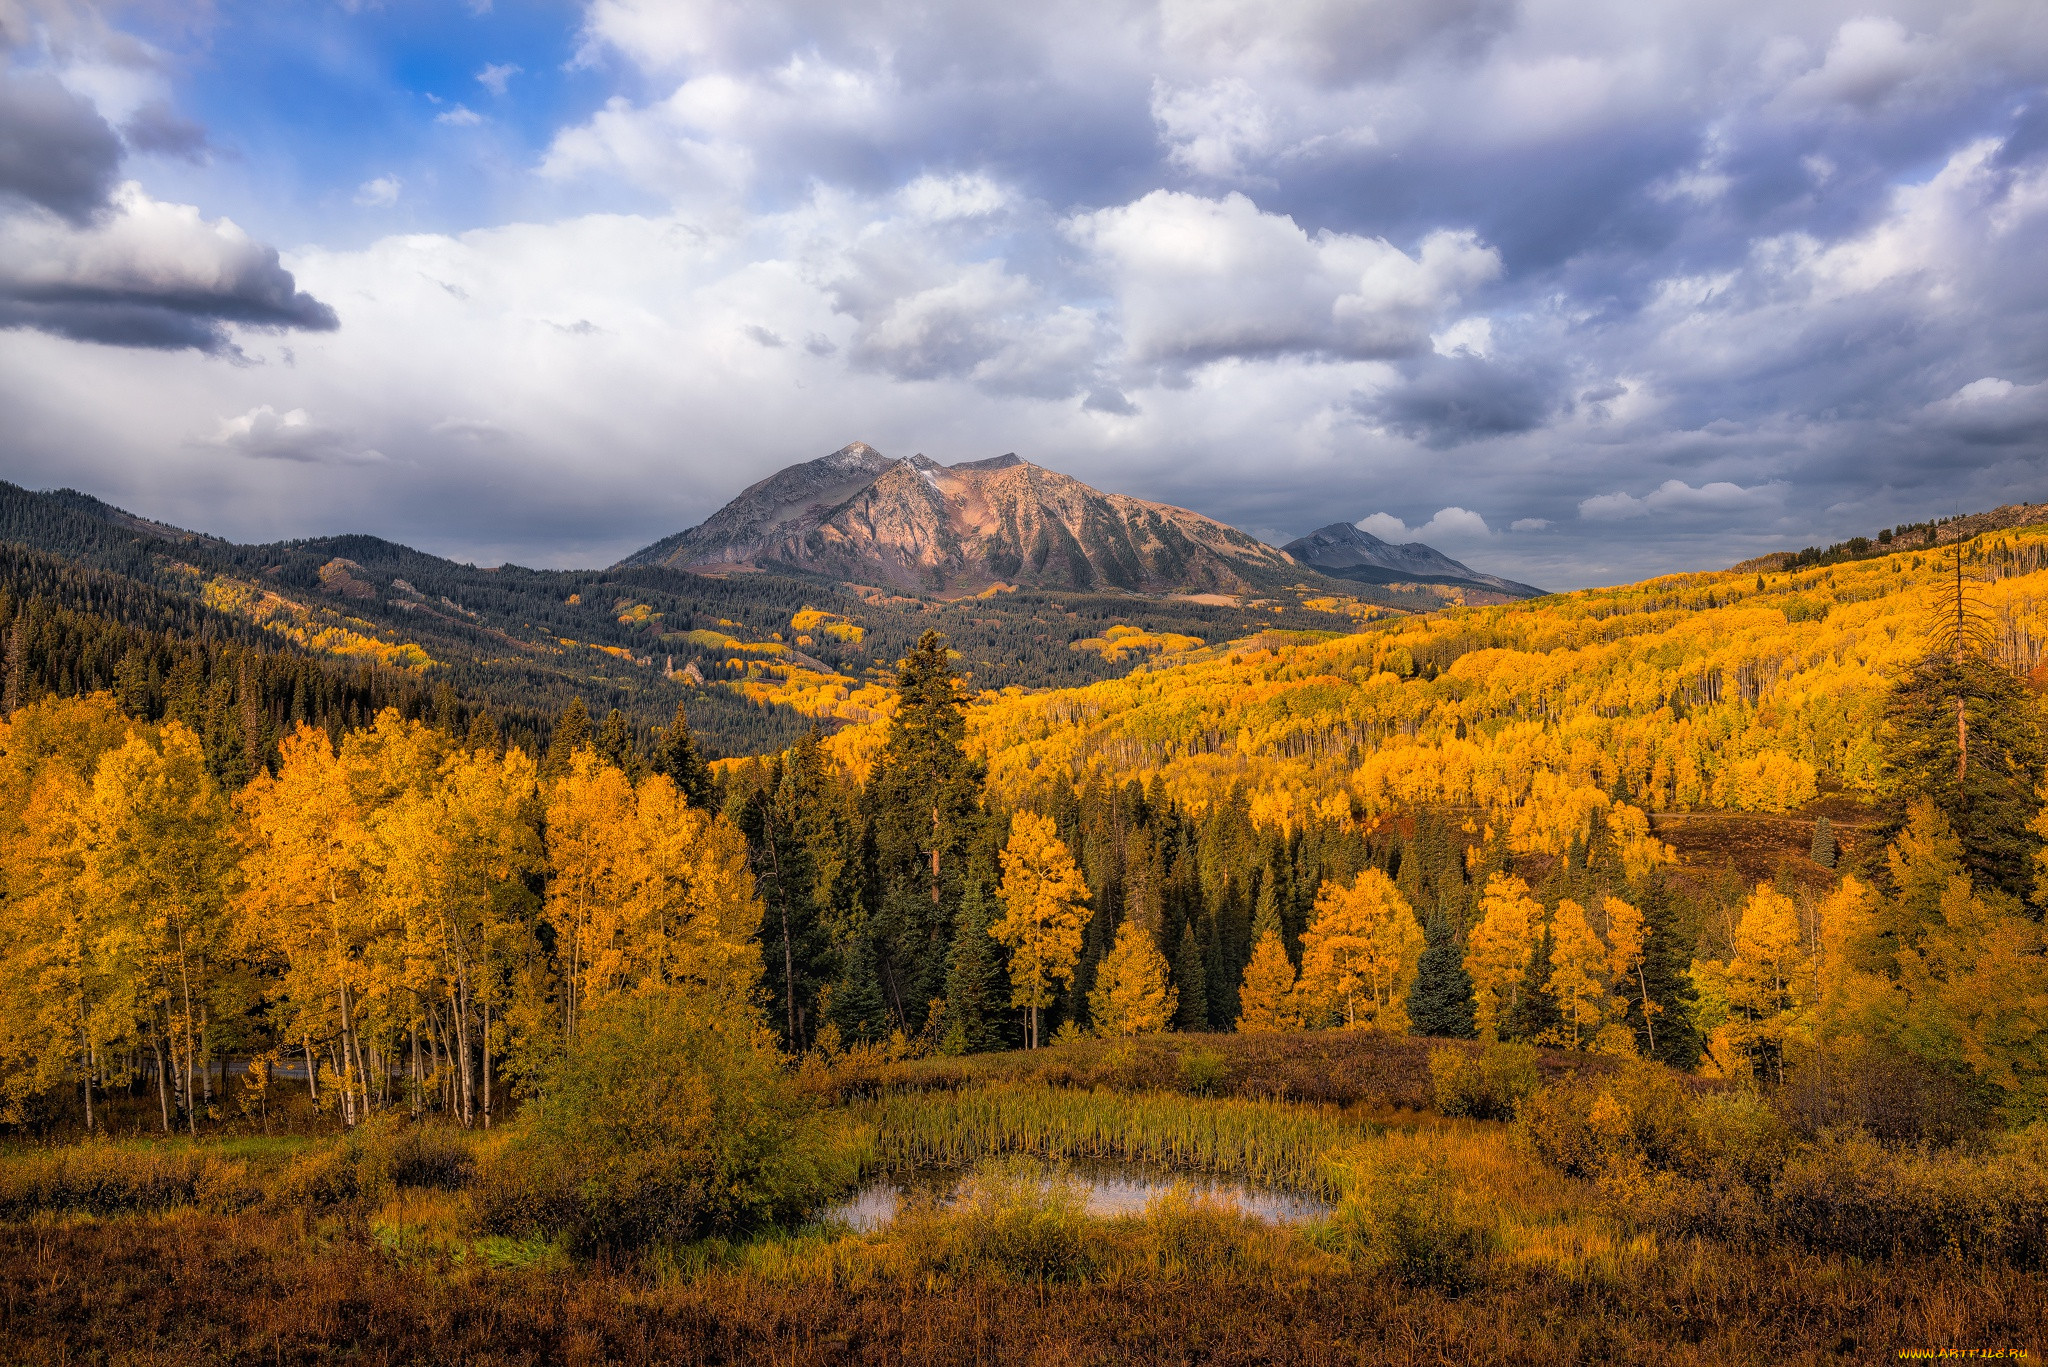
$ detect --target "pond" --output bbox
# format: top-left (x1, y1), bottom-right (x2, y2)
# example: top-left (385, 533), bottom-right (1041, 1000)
top-left (819, 1163), bottom-right (1333, 1233)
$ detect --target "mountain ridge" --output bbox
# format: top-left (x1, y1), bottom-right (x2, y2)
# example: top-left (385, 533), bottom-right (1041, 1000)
top-left (1281, 522), bottom-right (1545, 600)
top-left (618, 442), bottom-right (1304, 596)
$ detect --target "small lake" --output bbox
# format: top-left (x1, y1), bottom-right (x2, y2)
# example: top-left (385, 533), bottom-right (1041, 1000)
top-left (819, 1163), bottom-right (1333, 1233)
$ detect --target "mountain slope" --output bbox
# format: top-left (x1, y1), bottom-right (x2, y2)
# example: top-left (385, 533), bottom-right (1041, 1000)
top-left (620, 443), bottom-right (1302, 595)
top-left (1282, 523), bottom-right (1544, 599)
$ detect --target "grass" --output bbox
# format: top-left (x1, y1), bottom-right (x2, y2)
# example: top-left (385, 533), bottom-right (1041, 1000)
top-left (3, 1041), bottom-right (2046, 1363)
top-left (853, 1082), bottom-right (1359, 1196)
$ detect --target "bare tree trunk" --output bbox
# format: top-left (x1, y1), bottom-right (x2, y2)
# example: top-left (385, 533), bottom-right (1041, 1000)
top-left (153, 1031), bottom-right (170, 1133)
top-left (482, 1000), bottom-right (492, 1130)
top-left (1636, 961), bottom-right (1656, 1056)
top-left (303, 1033), bottom-right (320, 1106)
top-left (176, 925), bottom-right (199, 1135)
top-left (80, 1028), bottom-right (94, 1134)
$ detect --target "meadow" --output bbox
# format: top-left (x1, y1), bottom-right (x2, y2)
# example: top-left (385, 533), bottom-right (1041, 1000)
top-left (3, 1032), bottom-right (2045, 1365)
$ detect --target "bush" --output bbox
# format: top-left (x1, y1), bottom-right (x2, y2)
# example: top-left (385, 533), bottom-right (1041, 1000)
top-left (1776, 1040), bottom-right (1985, 1147)
top-left (270, 1117), bottom-right (476, 1212)
top-left (1315, 1150), bottom-right (1491, 1289)
top-left (1177, 1047), bottom-right (1229, 1097)
top-left (941, 1162), bottom-right (1096, 1282)
top-left (1430, 1043), bottom-right (1539, 1120)
top-left (0, 1143), bottom-right (260, 1219)
top-left (475, 986), bottom-right (853, 1252)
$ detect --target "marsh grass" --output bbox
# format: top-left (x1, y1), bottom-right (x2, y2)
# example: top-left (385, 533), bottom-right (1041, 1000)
top-left (854, 1082), bottom-right (1357, 1196)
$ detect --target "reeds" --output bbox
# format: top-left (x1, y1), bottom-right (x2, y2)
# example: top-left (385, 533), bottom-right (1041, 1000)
top-left (854, 1082), bottom-right (1359, 1196)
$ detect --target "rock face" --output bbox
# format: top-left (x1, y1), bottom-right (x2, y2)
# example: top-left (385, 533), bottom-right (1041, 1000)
top-left (1282, 523), bottom-right (1545, 599)
top-left (620, 443), bottom-right (1300, 595)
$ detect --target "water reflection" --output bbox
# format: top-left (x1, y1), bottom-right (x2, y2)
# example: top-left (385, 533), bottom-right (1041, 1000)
top-left (820, 1163), bottom-right (1331, 1233)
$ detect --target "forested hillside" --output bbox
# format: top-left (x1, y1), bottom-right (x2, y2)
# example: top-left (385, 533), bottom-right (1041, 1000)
top-left (0, 481), bottom-right (1416, 759)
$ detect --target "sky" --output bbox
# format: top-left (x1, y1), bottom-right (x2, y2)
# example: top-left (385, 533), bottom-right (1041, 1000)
top-left (1, 0), bottom-right (2046, 588)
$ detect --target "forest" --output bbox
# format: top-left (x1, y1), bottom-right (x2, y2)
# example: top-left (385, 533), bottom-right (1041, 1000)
top-left (3, 515), bottom-right (2048, 1362)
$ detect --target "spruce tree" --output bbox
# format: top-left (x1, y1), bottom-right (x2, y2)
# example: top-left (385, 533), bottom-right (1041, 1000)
top-left (1409, 909), bottom-right (1476, 1038)
top-left (651, 699), bottom-right (712, 807)
top-left (866, 630), bottom-right (985, 1023)
top-left (1509, 927), bottom-right (1561, 1043)
top-left (544, 697), bottom-right (592, 775)
top-left (1630, 876), bottom-right (1702, 1067)
top-left (1810, 814), bottom-right (1836, 869)
top-left (942, 879), bottom-right (1009, 1053)
top-left (596, 707), bottom-right (635, 773)
top-left (1172, 922), bottom-right (1210, 1031)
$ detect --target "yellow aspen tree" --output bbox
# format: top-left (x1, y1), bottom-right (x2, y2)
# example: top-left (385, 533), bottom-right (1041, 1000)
top-left (1466, 873), bottom-right (1541, 1040)
top-left (1088, 919), bottom-right (1177, 1037)
top-left (544, 749), bottom-right (645, 1043)
top-left (991, 811), bottom-right (1088, 1049)
top-left (1299, 868), bottom-right (1423, 1031)
top-left (78, 724), bottom-right (232, 1135)
top-left (236, 723), bottom-right (384, 1126)
top-left (1236, 929), bottom-right (1303, 1033)
top-left (1544, 899), bottom-right (1608, 1050)
top-left (1598, 894), bottom-right (1650, 1056)
top-left (631, 772), bottom-right (764, 998)
top-left (1811, 875), bottom-right (1885, 1029)
top-left (1699, 883), bottom-right (1812, 1082)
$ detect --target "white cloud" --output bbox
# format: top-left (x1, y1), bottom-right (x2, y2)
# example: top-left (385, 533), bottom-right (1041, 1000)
top-left (1152, 77), bottom-right (1277, 180)
top-left (476, 63), bottom-right (521, 96)
top-left (436, 104), bottom-right (483, 127)
top-left (1069, 190), bottom-right (1501, 368)
top-left (354, 175), bottom-right (401, 207)
top-left (1510, 517), bottom-right (1550, 531)
top-left (200, 406), bottom-right (384, 464)
top-left (1358, 506), bottom-right (1491, 542)
top-left (1579, 479), bottom-right (1784, 521)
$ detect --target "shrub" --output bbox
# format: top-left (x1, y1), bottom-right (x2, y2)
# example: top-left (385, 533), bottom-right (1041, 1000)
top-left (0, 1144), bottom-right (260, 1219)
top-left (1429, 1042), bottom-right (1539, 1120)
top-left (941, 1162), bottom-right (1095, 1282)
top-left (1315, 1150), bottom-right (1491, 1289)
top-left (1178, 1047), bottom-right (1229, 1097)
top-left (1776, 1041), bottom-right (1984, 1147)
top-left (475, 986), bottom-right (853, 1252)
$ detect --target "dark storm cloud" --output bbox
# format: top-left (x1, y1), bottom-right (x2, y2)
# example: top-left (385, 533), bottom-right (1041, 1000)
top-left (1367, 354), bottom-right (1565, 448)
top-left (0, 69), bottom-right (121, 221)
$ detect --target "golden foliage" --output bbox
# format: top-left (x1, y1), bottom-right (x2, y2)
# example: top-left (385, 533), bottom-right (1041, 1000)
top-left (1299, 869), bottom-right (1423, 1031)
top-left (1087, 921), bottom-right (1176, 1037)
top-left (991, 812), bottom-right (1088, 1046)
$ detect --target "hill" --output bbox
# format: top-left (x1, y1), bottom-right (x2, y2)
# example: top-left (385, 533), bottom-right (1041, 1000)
top-left (620, 442), bottom-right (1306, 595)
top-left (0, 480), bottom-right (1427, 757)
top-left (1282, 522), bottom-right (1545, 601)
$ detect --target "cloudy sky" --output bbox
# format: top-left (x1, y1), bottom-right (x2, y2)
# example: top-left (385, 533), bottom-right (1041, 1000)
top-left (1, 0), bottom-right (2045, 587)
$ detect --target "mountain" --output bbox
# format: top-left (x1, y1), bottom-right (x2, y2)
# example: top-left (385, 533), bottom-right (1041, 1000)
top-left (1281, 523), bottom-right (1545, 600)
top-left (620, 442), bottom-right (1301, 595)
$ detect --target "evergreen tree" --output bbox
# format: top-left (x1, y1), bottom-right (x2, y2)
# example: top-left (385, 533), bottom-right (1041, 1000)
top-left (651, 700), bottom-right (712, 808)
top-left (1509, 926), bottom-right (1561, 1043)
top-left (544, 697), bottom-right (592, 775)
top-left (866, 630), bottom-right (985, 1025)
top-left (941, 878), bottom-right (1009, 1053)
top-left (1172, 922), bottom-right (1210, 1031)
top-left (596, 707), bottom-right (636, 775)
top-left (828, 934), bottom-right (892, 1044)
top-left (1409, 909), bottom-right (1476, 1038)
top-left (1631, 876), bottom-right (1702, 1068)
top-left (1811, 813), bottom-right (1836, 869)
top-left (1883, 650), bottom-right (2048, 903)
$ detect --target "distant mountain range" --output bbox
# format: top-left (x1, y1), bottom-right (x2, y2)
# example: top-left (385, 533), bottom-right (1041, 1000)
top-left (620, 442), bottom-right (1303, 595)
top-left (622, 442), bottom-right (1545, 600)
top-left (1281, 522), bottom-right (1545, 599)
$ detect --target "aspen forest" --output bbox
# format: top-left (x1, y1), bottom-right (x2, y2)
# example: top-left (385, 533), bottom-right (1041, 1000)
top-left (7, 525), bottom-right (2048, 1364)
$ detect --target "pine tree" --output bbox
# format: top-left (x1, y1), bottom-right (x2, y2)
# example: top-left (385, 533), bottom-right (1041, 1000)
top-left (1172, 922), bottom-right (1210, 1031)
top-left (1408, 909), bottom-right (1475, 1038)
top-left (1509, 927), bottom-right (1560, 1043)
top-left (596, 707), bottom-right (635, 775)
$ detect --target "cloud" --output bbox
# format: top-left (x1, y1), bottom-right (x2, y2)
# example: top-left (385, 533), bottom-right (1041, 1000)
top-left (1358, 507), bottom-right (1492, 543)
top-left (1365, 352), bottom-right (1562, 447)
top-left (1918, 377), bottom-right (2048, 444)
top-left (200, 406), bottom-right (384, 464)
top-left (476, 63), bottom-right (521, 96)
top-left (0, 69), bottom-right (123, 222)
top-left (1069, 191), bottom-right (1501, 369)
top-left (354, 176), bottom-right (402, 208)
top-left (436, 104), bottom-right (483, 127)
top-left (1579, 479), bottom-right (1785, 522)
top-left (1510, 518), bottom-right (1551, 531)
top-left (0, 182), bottom-right (339, 353)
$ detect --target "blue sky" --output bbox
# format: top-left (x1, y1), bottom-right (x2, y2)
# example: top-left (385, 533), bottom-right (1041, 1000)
top-left (2, 0), bottom-right (2046, 586)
